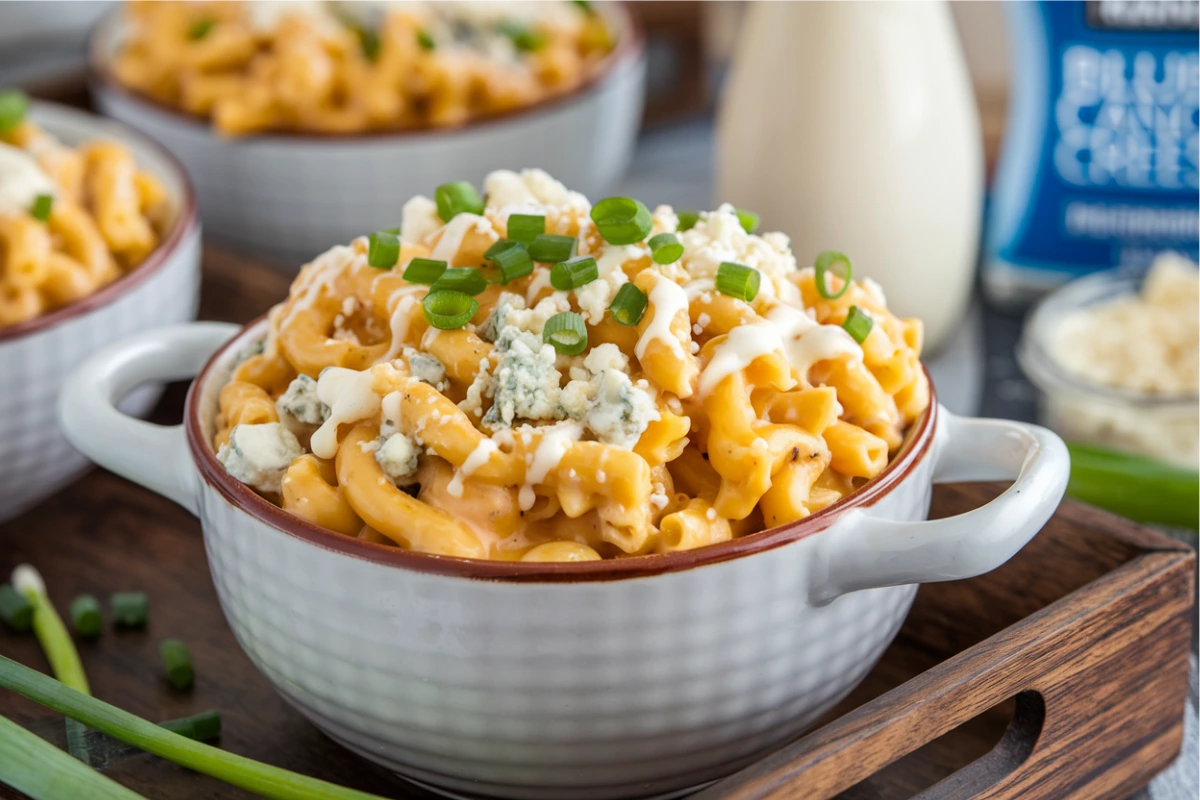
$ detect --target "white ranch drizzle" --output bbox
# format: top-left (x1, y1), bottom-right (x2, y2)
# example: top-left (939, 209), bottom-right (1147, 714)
top-left (310, 367), bottom-right (382, 459)
top-left (684, 278), bottom-right (715, 300)
top-left (517, 421), bottom-right (582, 511)
top-left (635, 276), bottom-right (689, 361)
top-left (380, 390), bottom-right (402, 434)
top-left (279, 244), bottom-right (361, 333)
top-left (431, 213), bottom-right (492, 264)
top-left (446, 437), bottom-right (500, 499)
top-left (376, 286), bottom-right (426, 364)
top-left (698, 323), bottom-right (786, 396)
top-left (766, 304), bottom-right (863, 383)
top-left (0, 142), bottom-right (56, 218)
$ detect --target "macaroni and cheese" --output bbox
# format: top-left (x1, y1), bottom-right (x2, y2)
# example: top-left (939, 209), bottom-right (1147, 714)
top-left (214, 170), bottom-right (931, 561)
top-left (0, 92), bottom-right (169, 328)
top-left (112, 1), bottom-right (616, 137)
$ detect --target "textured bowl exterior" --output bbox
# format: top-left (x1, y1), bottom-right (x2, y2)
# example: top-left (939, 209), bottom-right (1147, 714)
top-left (90, 11), bottom-right (647, 268)
top-left (0, 104), bottom-right (200, 522)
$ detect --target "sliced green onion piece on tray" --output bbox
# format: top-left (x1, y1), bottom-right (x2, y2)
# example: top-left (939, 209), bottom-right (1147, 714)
top-left (543, 312), bottom-right (588, 355)
top-left (402, 257), bottom-right (447, 284)
top-left (736, 208), bottom-right (760, 234)
top-left (435, 181), bottom-right (484, 222)
top-left (842, 305), bottom-right (874, 344)
top-left (110, 592), bottom-right (148, 629)
top-left (676, 210), bottom-right (699, 232)
top-left (590, 197), bottom-right (652, 245)
top-left (550, 256), bottom-right (598, 291)
top-left (0, 584), bottom-right (32, 632)
top-left (423, 290), bottom-right (478, 329)
top-left (814, 250), bottom-right (852, 299)
top-left (69, 595), bottom-right (102, 639)
top-left (159, 639), bottom-right (194, 691)
top-left (431, 267), bottom-right (487, 296)
top-left (648, 233), bottom-right (683, 264)
top-left (0, 89), bottom-right (29, 134)
top-left (1065, 442), bottom-right (1199, 530)
top-left (0, 713), bottom-right (145, 800)
top-left (160, 711), bottom-right (222, 742)
top-left (366, 229), bottom-right (399, 269)
top-left (490, 242), bottom-right (533, 283)
top-left (716, 261), bottom-right (760, 302)
top-left (528, 234), bottom-right (576, 264)
top-left (0, 654), bottom-right (395, 800)
top-left (609, 283), bottom-right (648, 326)
top-left (506, 214), bottom-right (544, 244)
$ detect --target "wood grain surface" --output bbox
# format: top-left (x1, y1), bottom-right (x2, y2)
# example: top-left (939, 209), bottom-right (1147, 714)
top-left (0, 249), bottom-right (1193, 800)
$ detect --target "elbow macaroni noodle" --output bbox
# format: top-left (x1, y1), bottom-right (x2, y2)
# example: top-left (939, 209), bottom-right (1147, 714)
top-left (214, 170), bottom-right (931, 561)
top-left (0, 117), bottom-right (168, 328)
top-left (112, 1), bottom-right (616, 137)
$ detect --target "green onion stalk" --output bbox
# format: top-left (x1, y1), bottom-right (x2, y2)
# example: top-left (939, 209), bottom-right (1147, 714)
top-left (0, 655), bottom-right (391, 800)
top-left (0, 713), bottom-right (145, 800)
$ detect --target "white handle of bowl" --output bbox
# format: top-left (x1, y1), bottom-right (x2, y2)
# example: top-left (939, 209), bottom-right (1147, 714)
top-left (58, 323), bottom-right (240, 516)
top-left (809, 407), bottom-right (1069, 604)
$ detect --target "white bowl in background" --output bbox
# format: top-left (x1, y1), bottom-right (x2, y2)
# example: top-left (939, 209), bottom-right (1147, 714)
top-left (59, 319), bottom-right (1068, 799)
top-left (0, 101), bottom-right (201, 523)
top-left (88, 6), bottom-right (646, 269)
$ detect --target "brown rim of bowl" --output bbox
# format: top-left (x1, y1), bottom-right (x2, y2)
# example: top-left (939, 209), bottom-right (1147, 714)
top-left (0, 102), bottom-right (199, 344)
top-left (184, 319), bottom-right (940, 583)
top-left (87, 3), bottom-right (645, 144)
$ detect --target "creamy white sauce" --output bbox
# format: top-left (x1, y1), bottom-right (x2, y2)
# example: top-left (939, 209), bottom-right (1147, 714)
top-left (684, 278), bottom-right (716, 300)
top-left (0, 142), bottom-right (56, 219)
top-left (517, 421), bottom-right (582, 511)
top-left (635, 276), bottom-right (690, 361)
top-left (310, 367), bottom-right (382, 459)
top-left (447, 437), bottom-right (500, 498)
top-left (280, 244), bottom-right (361, 333)
top-left (698, 323), bottom-right (786, 396)
top-left (767, 304), bottom-right (863, 383)
top-left (431, 213), bottom-right (492, 263)
top-left (377, 291), bottom-right (422, 364)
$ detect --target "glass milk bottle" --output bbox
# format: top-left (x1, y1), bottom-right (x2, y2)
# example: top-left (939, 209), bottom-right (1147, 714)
top-left (716, 1), bottom-right (983, 352)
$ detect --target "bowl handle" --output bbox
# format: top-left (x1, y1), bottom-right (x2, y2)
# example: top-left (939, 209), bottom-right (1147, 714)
top-left (58, 323), bottom-right (240, 516)
top-left (809, 407), bottom-right (1070, 604)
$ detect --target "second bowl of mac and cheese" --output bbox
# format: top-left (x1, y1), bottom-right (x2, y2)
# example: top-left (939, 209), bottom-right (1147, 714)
top-left (88, 1), bottom-right (645, 266)
top-left (61, 172), bottom-right (1066, 798)
top-left (0, 96), bottom-right (200, 522)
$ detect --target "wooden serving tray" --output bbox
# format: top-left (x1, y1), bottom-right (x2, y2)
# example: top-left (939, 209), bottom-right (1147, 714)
top-left (0, 249), bottom-right (1194, 800)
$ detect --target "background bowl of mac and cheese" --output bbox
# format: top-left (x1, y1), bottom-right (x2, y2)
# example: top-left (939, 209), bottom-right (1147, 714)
top-left (60, 316), bottom-right (1068, 800)
top-left (86, 4), bottom-right (646, 269)
top-left (0, 101), bottom-right (200, 523)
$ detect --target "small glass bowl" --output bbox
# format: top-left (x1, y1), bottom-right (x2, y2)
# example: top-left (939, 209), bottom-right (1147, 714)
top-left (1017, 269), bottom-right (1199, 470)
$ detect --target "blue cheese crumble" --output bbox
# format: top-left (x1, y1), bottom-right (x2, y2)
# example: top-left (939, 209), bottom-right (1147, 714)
top-left (483, 325), bottom-right (563, 428)
top-left (374, 433), bottom-right (420, 482)
top-left (276, 374), bottom-right (328, 426)
top-left (560, 344), bottom-right (658, 448)
top-left (402, 347), bottom-right (447, 390)
top-left (217, 422), bottom-right (303, 494)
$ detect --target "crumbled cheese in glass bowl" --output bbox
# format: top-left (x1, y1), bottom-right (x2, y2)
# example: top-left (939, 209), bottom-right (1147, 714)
top-left (1017, 254), bottom-right (1199, 470)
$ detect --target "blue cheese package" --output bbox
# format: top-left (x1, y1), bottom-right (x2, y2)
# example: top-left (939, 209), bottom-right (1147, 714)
top-left (984, 0), bottom-right (1199, 307)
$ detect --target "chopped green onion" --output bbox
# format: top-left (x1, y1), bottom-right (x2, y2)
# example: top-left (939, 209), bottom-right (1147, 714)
top-left (160, 711), bottom-right (222, 742)
top-left (70, 595), bottom-right (103, 639)
top-left (435, 181), bottom-right (484, 222)
top-left (430, 267), bottom-right (486, 296)
top-left (381, 226), bottom-right (399, 235)
top-left (0, 654), bottom-right (397, 800)
top-left (0, 713), bottom-right (145, 800)
top-left (506, 214), bottom-right (544, 244)
top-left (0, 584), bottom-right (32, 632)
top-left (676, 210), bottom-right (700, 232)
top-left (736, 208), bottom-right (760, 234)
top-left (484, 239), bottom-right (518, 260)
top-left (29, 193), bottom-right (52, 222)
top-left (609, 283), bottom-right (648, 326)
top-left (528, 234), bottom-right (577, 263)
top-left (416, 28), bottom-right (436, 50)
top-left (543, 312), bottom-right (588, 355)
top-left (842, 306), bottom-right (874, 344)
top-left (716, 261), bottom-right (760, 302)
top-left (572, 0), bottom-right (594, 13)
top-left (591, 197), bottom-right (652, 245)
top-left (422, 290), bottom-right (478, 330)
top-left (188, 19), bottom-right (215, 40)
top-left (490, 241), bottom-right (533, 283)
top-left (648, 233), bottom-right (683, 264)
top-left (497, 20), bottom-right (546, 52)
top-left (402, 257), bottom-right (447, 284)
top-left (0, 89), bottom-right (28, 135)
top-left (110, 592), bottom-right (148, 629)
top-left (159, 639), bottom-right (194, 691)
top-left (367, 229), bottom-right (400, 269)
top-left (354, 26), bottom-right (381, 61)
top-left (550, 255), bottom-right (598, 291)
top-left (814, 250), bottom-right (852, 299)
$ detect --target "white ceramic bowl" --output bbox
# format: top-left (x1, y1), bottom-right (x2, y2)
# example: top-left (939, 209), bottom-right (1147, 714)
top-left (0, 102), bottom-right (200, 524)
top-left (87, 6), bottom-right (646, 268)
top-left (59, 321), bottom-right (1068, 799)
